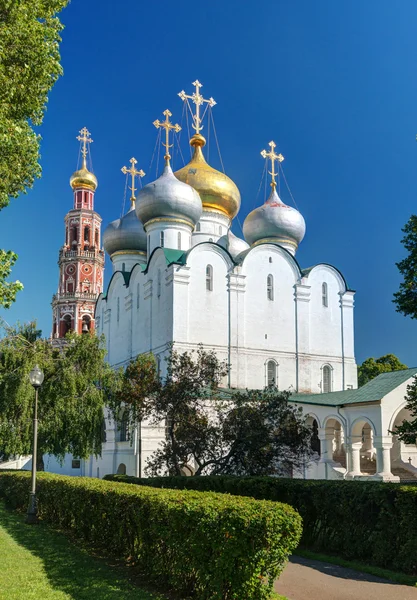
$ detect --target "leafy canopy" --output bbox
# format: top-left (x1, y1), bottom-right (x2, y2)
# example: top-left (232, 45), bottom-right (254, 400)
top-left (392, 376), bottom-right (417, 445)
top-left (358, 354), bottom-right (407, 387)
top-left (393, 215), bottom-right (417, 320)
top-left (0, 0), bottom-right (68, 306)
top-left (113, 346), bottom-right (315, 477)
top-left (0, 322), bottom-right (122, 467)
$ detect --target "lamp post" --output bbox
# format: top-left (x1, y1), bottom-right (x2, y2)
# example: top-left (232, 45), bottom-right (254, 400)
top-left (26, 364), bottom-right (44, 524)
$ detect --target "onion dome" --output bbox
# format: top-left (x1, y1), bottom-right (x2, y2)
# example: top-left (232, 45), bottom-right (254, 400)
top-left (218, 230), bottom-right (249, 259)
top-left (70, 161), bottom-right (98, 191)
top-left (103, 202), bottom-right (146, 257)
top-left (174, 134), bottom-right (241, 220)
top-left (243, 188), bottom-right (306, 256)
top-left (136, 163), bottom-right (202, 228)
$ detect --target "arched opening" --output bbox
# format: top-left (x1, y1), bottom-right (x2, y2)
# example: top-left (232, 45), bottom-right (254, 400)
top-left (116, 463), bottom-right (126, 475)
top-left (82, 315), bottom-right (91, 334)
top-left (267, 274), bottom-right (274, 301)
top-left (61, 314), bottom-right (72, 337)
top-left (322, 365), bottom-right (332, 393)
top-left (206, 265), bottom-right (213, 291)
top-left (350, 418), bottom-right (377, 475)
top-left (306, 416), bottom-right (321, 456)
top-left (390, 406), bottom-right (417, 476)
top-left (267, 360), bottom-right (277, 387)
top-left (84, 226), bottom-right (90, 243)
top-left (323, 417), bottom-right (346, 466)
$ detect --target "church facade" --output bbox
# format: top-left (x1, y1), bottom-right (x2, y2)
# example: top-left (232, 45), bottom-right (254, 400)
top-left (44, 81), bottom-right (417, 483)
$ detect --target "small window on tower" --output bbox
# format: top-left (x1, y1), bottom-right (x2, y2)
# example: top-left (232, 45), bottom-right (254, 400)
top-left (322, 365), bottom-right (332, 393)
top-left (178, 232), bottom-right (181, 250)
top-left (206, 265), bottom-right (213, 291)
top-left (117, 298), bottom-right (120, 323)
top-left (267, 274), bottom-right (274, 301)
top-left (160, 231), bottom-right (164, 248)
top-left (196, 223), bottom-right (201, 232)
top-left (136, 283), bottom-right (140, 309)
top-left (267, 360), bottom-right (277, 387)
top-left (322, 282), bottom-right (328, 307)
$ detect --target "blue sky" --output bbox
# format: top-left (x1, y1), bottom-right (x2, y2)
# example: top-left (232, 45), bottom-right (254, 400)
top-left (1, 0), bottom-right (417, 365)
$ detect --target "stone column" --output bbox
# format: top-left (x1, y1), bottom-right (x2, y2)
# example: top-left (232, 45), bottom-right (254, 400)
top-left (346, 441), bottom-right (362, 477)
top-left (374, 436), bottom-right (398, 480)
top-left (318, 428), bottom-right (334, 462)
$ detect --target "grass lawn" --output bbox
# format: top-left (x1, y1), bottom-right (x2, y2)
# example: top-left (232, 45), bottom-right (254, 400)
top-left (0, 502), bottom-right (167, 600)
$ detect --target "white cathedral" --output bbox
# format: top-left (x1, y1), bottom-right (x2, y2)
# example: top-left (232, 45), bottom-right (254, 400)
top-left (42, 82), bottom-right (417, 483)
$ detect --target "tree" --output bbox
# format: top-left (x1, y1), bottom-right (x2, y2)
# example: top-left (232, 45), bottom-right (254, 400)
top-left (115, 346), bottom-right (314, 477)
top-left (394, 215), bottom-right (417, 320)
top-left (0, 0), bottom-right (69, 306)
top-left (358, 354), bottom-right (407, 387)
top-left (392, 376), bottom-right (417, 444)
top-left (0, 322), bottom-right (122, 469)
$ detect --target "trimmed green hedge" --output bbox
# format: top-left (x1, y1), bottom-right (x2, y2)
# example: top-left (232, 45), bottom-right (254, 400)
top-left (0, 472), bottom-right (302, 599)
top-left (104, 474), bottom-right (417, 575)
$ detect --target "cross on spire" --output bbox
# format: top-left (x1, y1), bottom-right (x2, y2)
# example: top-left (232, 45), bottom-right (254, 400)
top-left (153, 109), bottom-right (181, 165)
top-left (76, 127), bottom-right (93, 168)
top-left (178, 80), bottom-right (216, 135)
top-left (261, 141), bottom-right (284, 191)
top-left (121, 158), bottom-right (145, 206)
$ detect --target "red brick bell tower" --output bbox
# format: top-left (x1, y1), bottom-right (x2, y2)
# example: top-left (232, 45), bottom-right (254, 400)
top-left (51, 127), bottom-right (104, 340)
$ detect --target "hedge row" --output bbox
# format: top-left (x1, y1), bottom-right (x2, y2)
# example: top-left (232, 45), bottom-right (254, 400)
top-left (104, 474), bottom-right (417, 575)
top-left (0, 471), bottom-right (302, 599)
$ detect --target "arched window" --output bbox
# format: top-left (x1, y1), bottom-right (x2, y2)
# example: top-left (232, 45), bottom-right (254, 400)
top-left (157, 269), bottom-right (161, 297)
top-left (322, 365), bottom-right (332, 393)
top-left (160, 231), bottom-right (164, 248)
top-left (177, 232), bottom-right (181, 250)
top-left (267, 274), bottom-right (274, 301)
top-left (269, 257), bottom-right (272, 263)
top-left (62, 314), bottom-right (72, 336)
top-left (322, 282), bottom-right (328, 307)
top-left (117, 297), bottom-right (120, 323)
top-left (206, 264), bottom-right (213, 291)
top-left (196, 223), bottom-right (201, 232)
top-left (267, 360), bottom-right (277, 387)
top-left (209, 237), bottom-right (213, 242)
top-left (84, 226), bottom-right (90, 242)
top-left (136, 283), bottom-right (140, 309)
top-left (82, 315), bottom-right (91, 334)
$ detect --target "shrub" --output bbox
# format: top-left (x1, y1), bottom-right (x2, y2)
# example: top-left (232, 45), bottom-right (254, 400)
top-left (104, 474), bottom-right (417, 575)
top-left (0, 471), bottom-right (302, 599)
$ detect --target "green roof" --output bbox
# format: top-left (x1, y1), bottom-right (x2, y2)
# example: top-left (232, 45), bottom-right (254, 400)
top-left (162, 249), bottom-right (187, 266)
top-left (291, 368), bottom-right (417, 407)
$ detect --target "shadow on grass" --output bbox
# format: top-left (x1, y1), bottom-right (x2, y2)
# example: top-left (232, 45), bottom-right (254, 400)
top-left (0, 503), bottom-right (167, 600)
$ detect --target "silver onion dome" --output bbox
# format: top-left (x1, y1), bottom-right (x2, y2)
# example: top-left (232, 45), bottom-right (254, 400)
top-left (243, 188), bottom-right (305, 256)
top-left (103, 204), bottom-right (147, 257)
top-left (218, 230), bottom-right (250, 259)
top-left (136, 164), bottom-right (202, 228)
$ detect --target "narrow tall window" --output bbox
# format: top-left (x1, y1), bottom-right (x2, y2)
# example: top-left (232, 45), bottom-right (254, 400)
top-left (122, 262), bottom-right (125, 272)
top-left (219, 226), bottom-right (222, 235)
top-left (196, 223), bottom-right (201, 232)
top-left (322, 365), bottom-right (331, 393)
top-left (267, 274), bottom-right (274, 301)
top-left (136, 283), bottom-right (140, 309)
top-left (206, 264), bottom-right (213, 291)
top-left (147, 236), bottom-right (150, 256)
top-left (177, 231), bottom-right (181, 250)
top-left (160, 231), bottom-right (164, 248)
top-left (120, 412), bottom-right (130, 442)
top-left (157, 269), bottom-right (161, 298)
top-left (267, 360), bottom-right (277, 387)
top-left (117, 297), bottom-right (120, 323)
top-left (322, 282), bottom-right (328, 307)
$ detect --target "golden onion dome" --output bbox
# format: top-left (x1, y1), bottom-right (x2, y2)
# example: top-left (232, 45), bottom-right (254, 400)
top-left (174, 134), bottom-right (240, 220)
top-left (69, 160), bottom-right (98, 191)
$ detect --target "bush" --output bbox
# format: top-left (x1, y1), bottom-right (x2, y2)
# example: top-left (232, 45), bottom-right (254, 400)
top-left (104, 474), bottom-right (417, 575)
top-left (0, 471), bottom-right (302, 599)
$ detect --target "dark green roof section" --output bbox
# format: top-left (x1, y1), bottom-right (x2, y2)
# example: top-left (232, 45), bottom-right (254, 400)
top-left (163, 249), bottom-right (187, 266)
top-left (291, 367), bottom-right (417, 407)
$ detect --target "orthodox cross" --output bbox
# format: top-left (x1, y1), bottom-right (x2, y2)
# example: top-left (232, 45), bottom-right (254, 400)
top-left (178, 80), bottom-right (216, 135)
top-left (77, 127), bottom-right (93, 167)
top-left (153, 109), bottom-right (181, 163)
top-left (121, 157), bottom-right (145, 205)
top-left (261, 141), bottom-right (284, 191)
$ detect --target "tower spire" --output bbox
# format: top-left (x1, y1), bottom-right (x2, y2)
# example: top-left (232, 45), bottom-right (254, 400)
top-left (76, 127), bottom-right (93, 170)
top-left (261, 141), bottom-right (284, 191)
top-left (153, 109), bottom-right (181, 166)
top-left (121, 158), bottom-right (145, 207)
top-left (178, 80), bottom-right (216, 136)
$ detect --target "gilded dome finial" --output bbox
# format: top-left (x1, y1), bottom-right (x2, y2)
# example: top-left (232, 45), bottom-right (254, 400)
top-left (153, 109), bottom-right (181, 166)
top-left (178, 80), bottom-right (216, 140)
top-left (261, 141), bottom-right (284, 191)
top-left (121, 157), bottom-right (145, 207)
top-left (70, 127), bottom-right (98, 191)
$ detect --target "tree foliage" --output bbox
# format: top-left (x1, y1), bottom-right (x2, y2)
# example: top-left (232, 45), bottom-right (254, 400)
top-left (392, 376), bottom-right (417, 444)
top-left (358, 354), bottom-right (407, 387)
top-left (114, 346), bottom-right (315, 477)
top-left (0, 0), bottom-right (68, 306)
top-left (0, 322), bottom-right (121, 468)
top-left (393, 215), bottom-right (417, 320)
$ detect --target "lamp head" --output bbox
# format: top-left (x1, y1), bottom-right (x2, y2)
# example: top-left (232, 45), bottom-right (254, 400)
top-left (29, 365), bottom-right (44, 389)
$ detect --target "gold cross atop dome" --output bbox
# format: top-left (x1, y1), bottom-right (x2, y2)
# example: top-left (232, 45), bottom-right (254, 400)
top-left (261, 141), bottom-right (284, 191)
top-left (153, 109), bottom-right (181, 164)
top-left (121, 158), bottom-right (145, 206)
top-left (76, 127), bottom-right (93, 168)
top-left (178, 80), bottom-right (216, 135)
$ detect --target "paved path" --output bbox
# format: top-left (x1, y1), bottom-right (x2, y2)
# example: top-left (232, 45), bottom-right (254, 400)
top-left (275, 556), bottom-right (417, 600)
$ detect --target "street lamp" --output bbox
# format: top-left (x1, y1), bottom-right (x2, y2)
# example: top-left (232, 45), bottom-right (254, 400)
top-left (26, 364), bottom-right (44, 524)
